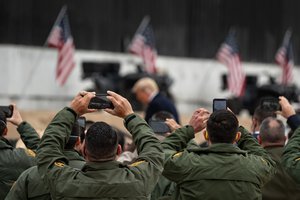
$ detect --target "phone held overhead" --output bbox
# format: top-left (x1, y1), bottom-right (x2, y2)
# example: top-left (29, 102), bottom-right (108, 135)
top-left (0, 105), bottom-right (14, 118)
top-left (213, 99), bottom-right (227, 112)
top-left (88, 94), bottom-right (114, 109)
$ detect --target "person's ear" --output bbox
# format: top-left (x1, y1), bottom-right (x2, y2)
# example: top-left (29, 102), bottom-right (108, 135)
top-left (116, 144), bottom-right (122, 156)
top-left (257, 135), bottom-right (262, 144)
top-left (251, 118), bottom-right (257, 131)
top-left (3, 127), bottom-right (7, 136)
top-left (234, 132), bottom-right (241, 142)
top-left (203, 131), bottom-right (209, 141)
top-left (75, 137), bottom-right (81, 146)
top-left (81, 140), bottom-right (87, 158)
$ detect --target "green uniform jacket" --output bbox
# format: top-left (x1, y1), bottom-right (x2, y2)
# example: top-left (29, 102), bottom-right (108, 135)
top-left (162, 126), bottom-right (276, 200)
top-left (5, 150), bottom-right (85, 200)
top-left (0, 122), bottom-right (40, 199)
top-left (262, 146), bottom-right (300, 200)
top-left (282, 126), bottom-right (300, 185)
top-left (36, 107), bottom-right (164, 200)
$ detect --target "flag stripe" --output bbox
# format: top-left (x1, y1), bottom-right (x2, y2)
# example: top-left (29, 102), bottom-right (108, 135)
top-left (128, 17), bottom-right (157, 74)
top-left (216, 32), bottom-right (245, 97)
top-left (275, 30), bottom-right (293, 85)
top-left (47, 8), bottom-right (75, 86)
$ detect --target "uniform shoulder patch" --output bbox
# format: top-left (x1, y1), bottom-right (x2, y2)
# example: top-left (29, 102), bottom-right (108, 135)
top-left (54, 162), bottom-right (65, 168)
top-left (25, 149), bottom-right (36, 157)
top-left (260, 157), bottom-right (268, 165)
top-left (295, 157), bottom-right (300, 162)
top-left (129, 160), bottom-right (146, 167)
top-left (172, 152), bottom-right (183, 158)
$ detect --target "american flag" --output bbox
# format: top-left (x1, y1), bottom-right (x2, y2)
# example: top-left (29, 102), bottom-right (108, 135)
top-left (128, 16), bottom-right (157, 74)
top-left (216, 30), bottom-right (246, 97)
top-left (47, 6), bottom-right (75, 86)
top-left (275, 30), bottom-right (293, 85)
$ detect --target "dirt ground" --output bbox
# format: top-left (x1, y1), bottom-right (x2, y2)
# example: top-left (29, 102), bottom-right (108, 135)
top-left (6, 110), bottom-right (252, 141)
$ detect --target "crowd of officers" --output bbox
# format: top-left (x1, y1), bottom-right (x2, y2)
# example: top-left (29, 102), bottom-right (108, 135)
top-left (1, 89), bottom-right (300, 199)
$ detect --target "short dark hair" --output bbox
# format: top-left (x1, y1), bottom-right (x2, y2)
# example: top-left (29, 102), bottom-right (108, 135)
top-left (253, 106), bottom-right (276, 125)
top-left (85, 122), bottom-right (118, 160)
top-left (0, 111), bottom-right (7, 136)
top-left (207, 110), bottom-right (239, 143)
top-left (259, 117), bottom-right (285, 143)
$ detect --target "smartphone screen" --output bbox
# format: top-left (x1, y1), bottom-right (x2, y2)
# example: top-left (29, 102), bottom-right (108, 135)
top-left (0, 105), bottom-right (13, 118)
top-left (213, 99), bottom-right (227, 112)
top-left (88, 94), bottom-right (114, 109)
top-left (77, 117), bottom-right (86, 129)
top-left (260, 97), bottom-right (281, 111)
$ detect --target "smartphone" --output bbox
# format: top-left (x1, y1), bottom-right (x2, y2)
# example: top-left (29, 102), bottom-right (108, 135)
top-left (0, 105), bottom-right (14, 118)
top-left (149, 121), bottom-right (171, 134)
top-left (77, 117), bottom-right (86, 129)
top-left (88, 94), bottom-right (114, 109)
top-left (213, 98), bottom-right (227, 112)
top-left (260, 97), bottom-right (281, 111)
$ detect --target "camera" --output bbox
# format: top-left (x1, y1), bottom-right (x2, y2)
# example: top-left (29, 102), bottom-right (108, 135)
top-left (213, 98), bottom-right (227, 112)
top-left (88, 94), bottom-right (114, 109)
top-left (260, 97), bottom-right (281, 111)
top-left (0, 105), bottom-right (14, 118)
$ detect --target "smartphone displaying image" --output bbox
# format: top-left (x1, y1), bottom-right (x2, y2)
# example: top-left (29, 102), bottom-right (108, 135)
top-left (260, 97), bottom-right (281, 111)
top-left (88, 94), bottom-right (114, 109)
top-left (213, 99), bottom-right (227, 112)
top-left (149, 120), bottom-right (171, 134)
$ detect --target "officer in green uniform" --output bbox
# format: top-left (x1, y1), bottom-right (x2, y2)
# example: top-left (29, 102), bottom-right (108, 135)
top-left (162, 108), bottom-right (276, 200)
top-left (258, 117), bottom-right (300, 200)
top-left (36, 91), bottom-right (164, 199)
top-left (0, 104), bottom-right (40, 199)
top-left (279, 96), bottom-right (300, 185)
top-left (5, 118), bottom-right (86, 200)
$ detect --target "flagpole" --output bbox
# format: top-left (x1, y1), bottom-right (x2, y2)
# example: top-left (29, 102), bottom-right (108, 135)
top-left (20, 5), bottom-right (68, 99)
top-left (283, 29), bottom-right (292, 45)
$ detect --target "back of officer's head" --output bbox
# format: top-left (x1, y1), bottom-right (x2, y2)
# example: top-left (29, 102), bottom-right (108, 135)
top-left (0, 111), bottom-right (7, 136)
top-left (207, 110), bottom-right (239, 143)
top-left (259, 117), bottom-right (285, 144)
top-left (253, 106), bottom-right (276, 126)
top-left (85, 121), bottom-right (118, 161)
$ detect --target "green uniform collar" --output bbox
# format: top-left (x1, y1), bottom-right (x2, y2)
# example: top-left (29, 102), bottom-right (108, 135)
top-left (187, 143), bottom-right (247, 155)
top-left (63, 150), bottom-right (85, 162)
top-left (82, 160), bottom-right (125, 172)
top-left (0, 136), bottom-right (13, 150)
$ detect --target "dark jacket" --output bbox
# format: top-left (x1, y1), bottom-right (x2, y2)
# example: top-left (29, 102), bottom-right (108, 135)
top-left (262, 145), bottom-right (300, 200)
top-left (145, 93), bottom-right (179, 123)
top-left (162, 126), bottom-right (276, 200)
top-left (36, 107), bottom-right (164, 199)
top-left (0, 122), bottom-right (40, 199)
top-left (5, 150), bottom-right (85, 200)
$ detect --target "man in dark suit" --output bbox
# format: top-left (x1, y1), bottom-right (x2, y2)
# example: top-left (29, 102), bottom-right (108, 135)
top-left (132, 77), bottom-right (180, 123)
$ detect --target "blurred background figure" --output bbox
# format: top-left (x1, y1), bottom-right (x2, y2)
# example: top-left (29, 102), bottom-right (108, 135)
top-left (251, 105), bottom-right (277, 139)
top-left (132, 77), bottom-right (180, 124)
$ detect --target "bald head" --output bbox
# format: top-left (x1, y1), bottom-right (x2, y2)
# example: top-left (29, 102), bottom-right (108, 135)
top-left (259, 117), bottom-right (286, 146)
